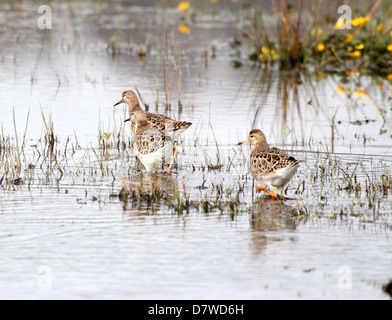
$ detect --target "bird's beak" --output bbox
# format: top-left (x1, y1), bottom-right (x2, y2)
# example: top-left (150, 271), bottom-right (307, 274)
top-left (114, 99), bottom-right (124, 107)
top-left (124, 118), bottom-right (131, 123)
top-left (237, 138), bottom-right (249, 146)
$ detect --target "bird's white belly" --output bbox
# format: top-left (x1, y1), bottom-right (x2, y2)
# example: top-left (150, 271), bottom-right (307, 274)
top-left (135, 143), bottom-right (174, 172)
top-left (258, 164), bottom-right (299, 189)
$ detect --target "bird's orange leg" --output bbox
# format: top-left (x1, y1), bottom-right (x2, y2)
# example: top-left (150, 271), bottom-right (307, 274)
top-left (256, 185), bottom-right (278, 198)
top-left (167, 146), bottom-right (178, 174)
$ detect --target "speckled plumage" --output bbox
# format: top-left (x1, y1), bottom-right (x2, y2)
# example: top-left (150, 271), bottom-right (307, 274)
top-left (130, 109), bottom-right (176, 172)
top-left (242, 129), bottom-right (299, 198)
top-left (132, 117), bottom-right (172, 155)
top-left (115, 90), bottom-right (192, 139)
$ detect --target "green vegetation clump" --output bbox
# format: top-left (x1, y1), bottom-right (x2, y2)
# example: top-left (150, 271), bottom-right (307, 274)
top-left (241, 1), bottom-right (392, 78)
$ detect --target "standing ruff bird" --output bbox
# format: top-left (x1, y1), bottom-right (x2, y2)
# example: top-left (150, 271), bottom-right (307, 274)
top-left (114, 90), bottom-right (191, 173)
top-left (129, 109), bottom-right (177, 173)
top-left (239, 129), bottom-right (299, 199)
top-left (114, 90), bottom-right (192, 140)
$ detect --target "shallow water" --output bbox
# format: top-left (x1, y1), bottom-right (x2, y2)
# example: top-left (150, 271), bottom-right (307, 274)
top-left (0, 1), bottom-right (391, 300)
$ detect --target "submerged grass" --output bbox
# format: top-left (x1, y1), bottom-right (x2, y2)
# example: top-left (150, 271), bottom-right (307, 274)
top-left (1, 101), bottom-right (389, 229)
top-left (117, 171), bottom-right (247, 217)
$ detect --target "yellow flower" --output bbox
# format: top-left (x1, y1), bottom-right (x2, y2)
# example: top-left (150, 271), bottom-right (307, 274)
top-left (377, 24), bottom-right (383, 31)
top-left (390, 31), bottom-right (392, 38)
top-left (350, 51), bottom-right (361, 57)
top-left (259, 53), bottom-right (278, 62)
top-left (260, 47), bottom-right (279, 62)
top-left (387, 74), bottom-right (392, 81)
top-left (351, 16), bottom-right (370, 27)
top-left (335, 18), bottom-right (348, 30)
top-left (345, 33), bottom-right (353, 43)
top-left (272, 50), bottom-right (279, 59)
top-left (336, 85), bottom-right (345, 94)
top-left (178, 24), bottom-right (190, 35)
top-left (355, 44), bottom-right (364, 50)
top-left (261, 47), bottom-right (270, 54)
top-left (352, 89), bottom-right (369, 97)
top-left (387, 44), bottom-right (392, 51)
top-left (270, 50), bottom-right (279, 61)
top-left (317, 43), bottom-right (326, 52)
top-left (178, 1), bottom-right (190, 12)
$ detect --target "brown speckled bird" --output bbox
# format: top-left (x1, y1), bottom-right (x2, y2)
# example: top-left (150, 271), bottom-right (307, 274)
top-left (129, 109), bottom-right (177, 174)
top-left (114, 90), bottom-right (192, 140)
top-left (239, 129), bottom-right (299, 199)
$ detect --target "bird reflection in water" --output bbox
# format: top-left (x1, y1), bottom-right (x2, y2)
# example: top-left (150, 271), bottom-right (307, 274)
top-left (249, 198), bottom-right (300, 255)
